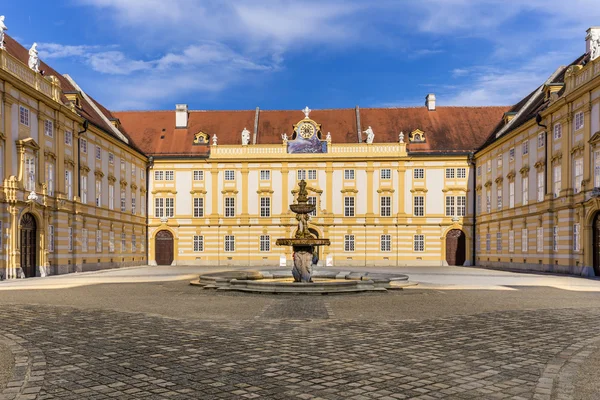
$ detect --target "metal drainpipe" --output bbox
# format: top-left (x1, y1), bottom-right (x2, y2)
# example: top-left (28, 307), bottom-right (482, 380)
top-left (146, 156), bottom-right (153, 265)
top-left (469, 152), bottom-right (476, 266)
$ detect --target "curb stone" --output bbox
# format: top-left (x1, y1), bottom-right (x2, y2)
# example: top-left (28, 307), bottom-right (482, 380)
top-left (0, 333), bottom-right (46, 400)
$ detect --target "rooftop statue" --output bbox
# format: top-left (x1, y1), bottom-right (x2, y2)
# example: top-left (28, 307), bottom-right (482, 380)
top-left (399, 131), bottom-right (404, 143)
top-left (212, 134), bottom-right (218, 146)
top-left (0, 16), bottom-right (7, 50)
top-left (28, 42), bottom-right (40, 72)
top-left (302, 106), bottom-right (311, 119)
top-left (364, 126), bottom-right (375, 144)
top-left (591, 30), bottom-right (600, 61)
top-left (281, 133), bottom-right (288, 143)
top-left (241, 127), bottom-right (250, 145)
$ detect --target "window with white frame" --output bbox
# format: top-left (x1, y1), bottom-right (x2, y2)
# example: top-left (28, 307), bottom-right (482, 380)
top-left (496, 232), bottom-right (502, 251)
top-left (344, 197), bottom-right (355, 217)
top-left (595, 150), bottom-right (600, 188)
top-left (380, 234), bottom-right (391, 252)
top-left (487, 159), bottom-right (492, 172)
top-left (537, 227), bottom-right (544, 253)
top-left (120, 159), bottom-right (125, 171)
top-left (95, 145), bottom-right (101, 160)
top-left (553, 165), bottom-right (561, 198)
top-left (457, 168), bottom-right (466, 179)
top-left (575, 111), bottom-right (584, 131)
top-left (553, 123), bottom-right (562, 140)
top-left (522, 176), bottom-right (529, 205)
top-left (344, 169), bottom-right (355, 180)
top-left (49, 225), bottom-right (54, 252)
top-left (65, 170), bottom-right (73, 200)
top-left (477, 193), bottom-right (482, 214)
top-left (574, 158), bottom-right (583, 194)
top-left (109, 231), bottom-right (115, 253)
top-left (165, 171), bottom-right (174, 181)
top-left (224, 170), bottom-right (235, 181)
top-left (141, 195), bottom-right (145, 216)
top-left (344, 235), bottom-right (355, 252)
top-left (131, 196), bottom-right (136, 214)
top-left (445, 196), bottom-right (456, 216)
top-left (260, 170), bottom-right (270, 181)
top-left (477, 166), bottom-right (481, 177)
top-left (81, 175), bottom-right (88, 203)
top-left (523, 140), bottom-right (529, 155)
top-left (141, 231), bottom-right (145, 252)
top-left (497, 154), bottom-right (503, 170)
top-left (193, 235), bottom-right (204, 252)
top-left (154, 198), bottom-right (164, 218)
top-left (45, 162), bottom-right (54, 197)
top-left (308, 170), bottom-right (317, 180)
top-left (297, 170), bottom-right (306, 180)
top-left (96, 229), bottom-right (102, 252)
top-left (154, 170), bottom-right (164, 181)
top-left (108, 153), bottom-right (114, 165)
top-left (573, 224), bottom-right (580, 251)
top-left (457, 196), bottom-right (466, 216)
top-left (537, 132), bottom-right (545, 148)
top-left (414, 235), bottom-right (425, 252)
top-left (225, 197), bottom-right (235, 217)
top-left (80, 138), bottom-right (87, 153)
top-left (193, 170), bottom-right (204, 181)
top-left (476, 234), bottom-right (480, 251)
top-left (19, 106), bottom-right (29, 126)
top-left (193, 197), bottom-right (204, 218)
top-left (486, 233), bottom-right (491, 251)
top-left (120, 189), bottom-right (126, 212)
top-left (509, 148), bottom-right (515, 161)
top-left (380, 196), bottom-right (391, 217)
top-left (497, 187), bottom-right (502, 209)
top-left (508, 230), bottom-right (514, 253)
top-left (260, 235), bottom-right (270, 252)
top-left (121, 232), bottom-right (126, 253)
top-left (95, 179), bottom-right (101, 207)
top-left (522, 229), bottom-right (528, 253)
top-left (414, 196), bottom-right (424, 216)
top-left (24, 154), bottom-right (36, 191)
top-left (537, 171), bottom-right (544, 202)
top-left (82, 228), bottom-right (88, 252)
top-left (260, 197), bottom-right (271, 217)
top-left (131, 164), bottom-right (136, 178)
top-left (225, 235), bottom-right (235, 252)
top-left (65, 131), bottom-right (73, 146)
top-left (132, 234), bottom-right (137, 253)
top-left (380, 169), bottom-right (391, 180)
top-left (509, 181), bottom-right (515, 208)
top-left (44, 120), bottom-right (53, 137)
top-left (553, 226), bottom-right (559, 251)
top-left (165, 198), bottom-right (174, 217)
top-left (486, 189), bottom-right (491, 213)
top-left (414, 168), bottom-right (424, 179)
top-left (445, 168), bottom-right (455, 179)
top-left (108, 184), bottom-right (114, 210)
top-left (308, 196), bottom-right (317, 217)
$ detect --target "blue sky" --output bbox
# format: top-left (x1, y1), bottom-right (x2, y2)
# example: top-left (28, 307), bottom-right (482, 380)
top-left (2, 1), bottom-right (599, 111)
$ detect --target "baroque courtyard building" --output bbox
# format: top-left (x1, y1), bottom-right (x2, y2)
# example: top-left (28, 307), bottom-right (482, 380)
top-left (0, 21), bottom-right (599, 277)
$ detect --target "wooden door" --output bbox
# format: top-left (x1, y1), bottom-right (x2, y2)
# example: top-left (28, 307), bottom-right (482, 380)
top-left (446, 229), bottom-right (466, 266)
top-left (594, 214), bottom-right (600, 276)
top-left (20, 213), bottom-right (37, 278)
top-left (155, 230), bottom-right (174, 265)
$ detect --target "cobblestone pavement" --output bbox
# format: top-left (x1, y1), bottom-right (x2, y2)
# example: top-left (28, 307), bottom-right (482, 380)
top-left (1, 295), bottom-right (600, 399)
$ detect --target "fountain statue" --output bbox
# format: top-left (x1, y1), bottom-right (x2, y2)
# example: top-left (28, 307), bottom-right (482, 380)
top-left (276, 179), bottom-right (330, 282)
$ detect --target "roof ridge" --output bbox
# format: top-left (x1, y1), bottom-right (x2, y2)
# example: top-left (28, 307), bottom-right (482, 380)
top-left (114, 105), bottom-right (511, 113)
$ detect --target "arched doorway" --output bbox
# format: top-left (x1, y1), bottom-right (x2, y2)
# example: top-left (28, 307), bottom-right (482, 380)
top-left (155, 230), bottom-right (174, 265)
top-left (593, 213), bottom-right (600, 276)
top-left (446, 229), bottom-right (466, 266)
top-left (20, 213), bottom-right (37, 278)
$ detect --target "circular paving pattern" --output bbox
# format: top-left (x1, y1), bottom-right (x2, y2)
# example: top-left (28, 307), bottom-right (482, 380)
top-left (0, 301), bottom-right (599, 399)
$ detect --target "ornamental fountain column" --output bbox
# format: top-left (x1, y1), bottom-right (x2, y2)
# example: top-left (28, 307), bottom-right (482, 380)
top-left (276, 180), bottom-right (330, 282)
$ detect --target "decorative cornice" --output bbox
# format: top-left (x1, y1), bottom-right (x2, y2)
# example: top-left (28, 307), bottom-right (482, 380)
top-left (151, 189), bottom-right (177, 195)
top-left (341, 188), bottom-right (359, 194)
top-left (506, 171), bottom-right (516, 180)
top-left (256, 188), bottom-right (275, 195)
top-left (221, 189), bottom-right (239, 195)
top-left (43, 149), bottom-right (56, 160)
top-left (107, 174), bottom-right (116, 183)
top-left (410, 188), bottom-right (428, 193)
top-left (140, 187), bottom-right (147, 194)
top-left (376, 188), bottom-right (396, 194)
top-left (570, 142), bottom-right (584, 156)
top-left (130, 183), bottom-right (138, 190)
top-left (484, 180), bottom-right (492, 188)
top-left (94, 169), bottom-right (105, 179)
top-left (64, 158), bottom-right (75, 168)
top-left (519, 166), bottom-right (530, 175)
top-left (534, 160), bottom-right (546, 170)
top-left (550, 151), bottom-right (562, 164)
top-left (475, 184), bottom-right (482, 191)
top-left (190, 189), bottom-right (207, 195)
top-left (442, 187), bottom-right (467, 193)
top-left (15, 138), bottom-right (40, 153)
top-left (120, 178), bottom-right (128, 188)
top-left (495, 176), bottom-right (503, 184)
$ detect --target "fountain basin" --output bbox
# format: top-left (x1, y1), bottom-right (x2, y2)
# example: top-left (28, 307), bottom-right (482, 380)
top-left (275, 238), bottom-right (330, 246)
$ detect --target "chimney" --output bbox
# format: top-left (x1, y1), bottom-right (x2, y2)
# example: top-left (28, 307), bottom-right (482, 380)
top-left (586, 27), bottom-right (600, 61)
top-left (425, 94), bottom-right (436, 111)
top-left (175, 104), bottom-right (188, 128)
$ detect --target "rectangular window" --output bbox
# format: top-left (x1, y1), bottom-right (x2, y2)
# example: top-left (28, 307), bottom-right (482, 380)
top-left (553, 226), bottom-right (559, 252)
top-left (477, 166), bottom-right (481, 177)
top-left (131, 196), bottom-right (136, 214)
top-left (537, 227), bottom-right (544, 253)
top-left (537, 132), bottom-right (545, 148)
top-left (109, 231), bottom-right (115, 253)
top-left (297, 170), bottom-right (306, 180)
top-left (537, 171), bottom-right (544, 202)
top-left (260, 235), bottom-right (270, 252)
top-left (82, 228), bottom-right (88, 253)
top-left (45, 162), bottom-right (54, 197)
top-left (574, 158), bottom-right (583, 194)
top-left (193, 235), bottom-right (204, 252)
top-left (154, 198), bottom-right (164, 218)
top-left (224, 235), bottom-right (235, 252)
top-left (595, 151), bottom-right (600, 188)
top-left (108, 153), bottom-right (114, 165)
top-left (457, 168), bottom-right (466, 179)
top-left (522, 176), bottom-right (529, 206)
top-left (522, 229), bottom-right (528, 253)
top-left (19, 106), bottom-right (29, 126)
top-left (308, 170), bottom-right (317, 180)
top-left (445, 196), bottom-right (455, 217)
top-left (553, 165), bottom-right (561, 198)
top-left (496, 232), bottom-right (502, 251)
top-left (260, 170), bottom-right (270, 181)
top-left (260, 197), bottom-right (271, 217)
top-left (380, 196), bottom-right (391, 217)
top-left (108, 184), bottom-right (114, 210)
top-left (575, 111), bottom-right (584, 131)
top-left (457, 196), bottom-right (466, 217)
top-left (193, 198), bottom-right (204, 218)
top-left (497, 187), bottom-right (502, 209)
top-left (380, 169), bottom-right (391, 180)
top-left (65, 131), bottom-right (73, 146)
top-left (24, 155), bottom-right (36, 191)
top-left (508, 230), bottom-right (514, 253)
top-left (487, 159), bottom-right (492, 172)
top-left (95, 145), bottom-right (101, 160)
top-left (574, 224), bottom-right (580, 252)
top-left (476, 234), bottom-right (480, 251)
top-left (414, 168), bottom-right (424, 179)
top-left (120, 160), bottom-right (125, 171)
top-left (380, 234), bottom-right (392, 252)
top-left (308, 196), bottom-right (317, 217)
top-left (344, 197), bottom-right (355, 217)
top-left (486, 233), bottom-right (491, 251)
top-left (80, 138), bottom-right (87, 154)
top-left (165, 198), bottom-right (174, 217)
top-left (193, 170), bottom-right (204, 181)
top-left (120, 190), bottom-right (126, 212)
top-left (80, 175), bottom-right (88, 204)
top-left (65, 170), bottom-right (72, 200)
top-left (96, 229), bottom-right (102, 252)
top-left (165, 171), bottom-right (174, 181)
top-left (44, 120), bottom-right (53, 137)
top-left (523, 140), bottom-right (529, 155)
top-left (132, 234), bottom-right (137, 253)
top-left (509, 148), bottom-right (515, 161)
top-left (154, 170), bottom-right (164, 181)
top-left (486, 190), bottom-right (491, 213)
top-left (49, 225), bottom-right (55, 252)
top-left (497, 154), bottom-right (503, 170)
top-left (414, 196), bottom-right (424, 216)
top-left (344, 235), bottom-right (355, 252)
top-left (414, 234), bottom-right (425, 252)
top-left (224, 170), bottom-right (235, 181)
top-left (121, 232), bottom-right (126, 253)
top-left (131, 164), bottom-right (136, 178)
top-left (477, 193), bottom-right (482, 215)
top-left (509, 181), bottom-right (515, 208)
top-left (554, 123), bottom-right (562, 140)
top-left (141, 195), bottom-right (145, 216)
top-left (95, 180), bottom-right (101, 207)
top-left (225, 197), bottom-right (235, 217)
top-left (344, 169), bottom-right (355, 180)
top-left (445, 168), bottom-right (455, 179)
top-left (140, 169), bottom-right (145, 181)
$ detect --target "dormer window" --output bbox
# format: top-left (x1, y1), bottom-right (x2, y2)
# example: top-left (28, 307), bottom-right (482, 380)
top-left (64, 92), bottom-right (83, 109)
top-left (543, 83), bottom-right (564, 101)
top-left (409, 129), bottom-right (426, 143)
top-left (503, 112), bottom-right (517, 125)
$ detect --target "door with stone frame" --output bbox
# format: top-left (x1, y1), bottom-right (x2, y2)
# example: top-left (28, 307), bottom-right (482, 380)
top-left (446, 229), bottom-right (466, 266)
top-left (155, 230), bottom-right (174, 266)
top-left (20, 213), bottom-right (37, 278)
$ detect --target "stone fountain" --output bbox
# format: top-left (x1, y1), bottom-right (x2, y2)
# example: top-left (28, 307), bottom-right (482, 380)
top-left (276, 179), bottom-right (330, 282)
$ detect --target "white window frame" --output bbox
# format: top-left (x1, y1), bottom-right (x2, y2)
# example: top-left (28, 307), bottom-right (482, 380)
top-left (108, 153), bottom-right (114, 165)
top-left (193, 197), bottom-right (204, 218)
top-left (154, 171), bottom-right (164, 181)
top-left (307, 170), bottom-right (317, 180)
top-left (81, 175), bottom-right (88, 204)
top-left (260, 197), bottom-right (271, 217)
top-left (108, 184), bottom-right (114, 210)
top-left (297, 170), bottom-right (306, 180)
top-left (414, 234), bottom-right (425, 252)
top-left (19, 106), bottom-right (30, 126)
top-left (509, 148), bottom-right (515, 162)
top-left (553, 123), bottom-right (562, 140)
top-left (522, 176), bottom-right (529, 206)
top-left (165, 171), bottom-right (174, 181)
top-left (537, 227), bottom-right (544, 253)
top-left (95, 179), bottom-right (102, 207)
top-left (553, 226), bottom-right (559, 252)
top-left (537, 132), bottom-right (545, 148)
top-left (225, 197), bottom-right (235, 217)
top-left (574, 158), bottom-right (583, 194)
top-left (95, 145), bottom-right (102, 160)
top-left (49, 225), bottom-right (55, 252)
top-left (537, 171), bottom-right (544, 202)
top-left (496, 232), bottom-right (502, 251)
top-left (46, 162), bottom-right (54, 197)
top-left (344, 234), bottom-right (355, 252)
top-left (121, 232), bottom-right (126, 253)
top-left (486, 190), bottom-right (491, 213)
top-left (224, 170), bottom-right (235, 181)
top-left (595, 150), bottom-right (600, 188)
top-left (80, 138), bottom-right (87, 154)
top-left (573, 224), bottom-right (580, 252)
top-left (509, 181), bottom-right (515, 208)
top-left (445, 196), bottom-right (456, 217)
top-left (575, 111), bottom-right (584, 131)
top-left (380, 234), bottom-right (391, 252)
top-left (193, 170), bottom-right (204, 181)
top-left (260, 235), bottom-right (270, 252)
top-left (82, 228), bottom-right (88, 253)
top-left (44, 120), bottom-right (53, 138)
top-left (497, 187), bottom-right (502, 209)
top-left (154, 198), bottom-right (164, 218)
top-left (225, 235), bottom-right (235, 252)
top-left (508, 230), bottom-right (514, 253)
top-left (380, 196), bottom-right (391, 217)
top-left (65, 131), bottom-right (73, 146)
top-left (109, 231), bottom-right (115, 253)
top-left (165, 198), bottom-right (174, 218)
top-left (308, 196), bottom-right (317, 217)
top-left (553, 165), bottom-right (561, 198)
top-left (120, 189), bottom-right (126, 212)
top-left (65, 170), bottom-right (73, 200)
top-left (380, 169), bottom-right (392, 180)
top-left (344, 169), bottom-right (355, 180)
top-left (486, 233), bottom-right (491, 251)
top-left (96, 229), bottom-right (102, 252)
top-left (193, 235), bottom-right (204, 252)
top-left (24, 154), bottom-right (36, 192)
top-left (457, 196), bottom-right (466, 217)
top-left (445, 168), bottom-right (455, 179)
top-left (131, 195), bottom-right (136, 214)
top-left (414, 196), bottom-right (424, 217)
top-left (457, 168), bottom-right (466, 179)
top-left (414, 168), bottom-right (424, 179)
top-left (522, 140), bottom-right (529, 155)
top-left (344, 197), bottom-right (355, 217)
top-left (522, 229), bottom-right (528, 253)
top-left (260, 170), bottom-right (270, 181)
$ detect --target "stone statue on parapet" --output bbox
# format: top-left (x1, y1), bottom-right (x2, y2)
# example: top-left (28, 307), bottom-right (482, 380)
top-left (326, 132), bottom-right (331, 142)
top-left (399, 131), bottom-right (404, 143)
top-left (0, 16), bottom-right (7, 50)
top-left (363, 126), bottom-right (375, 143)
top-left (212, 134), bottom-right (218, 146)
top-left (302, 106), bottom-right (311, 119)
top-left (241, 127), bottom-right (250, 145)
top-left (591, 30), bottom-right (600, 61)
top-left (281, 133), bottom-right (288, 143)
top-left (28, 42), bottom-right (40, 72)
